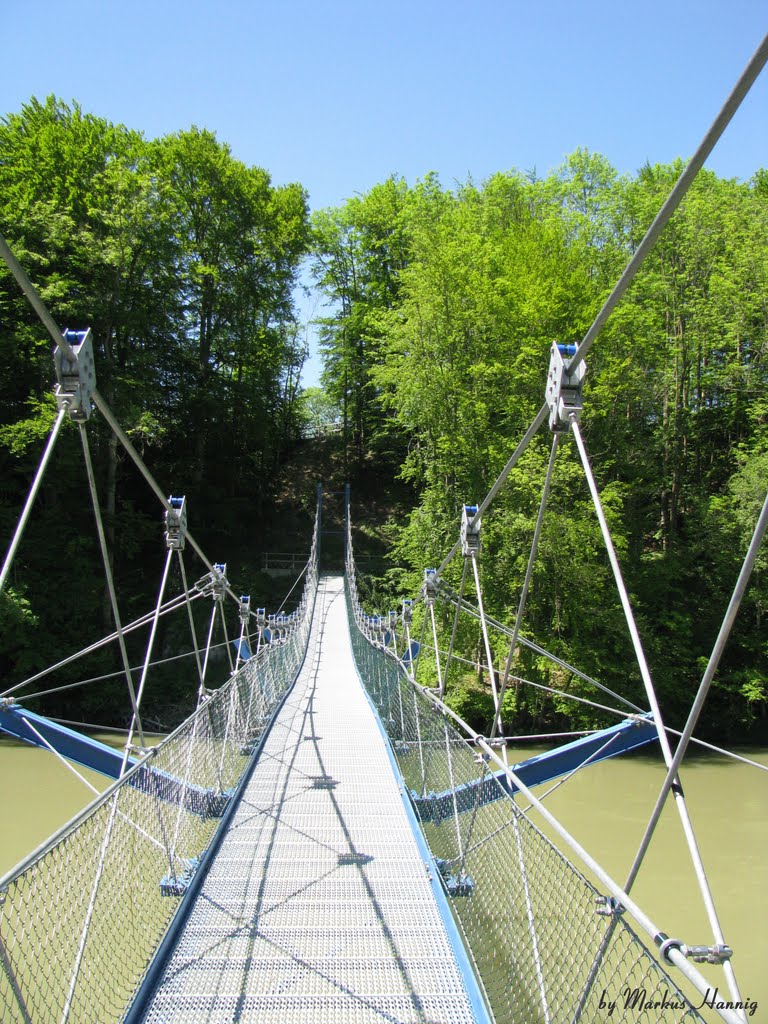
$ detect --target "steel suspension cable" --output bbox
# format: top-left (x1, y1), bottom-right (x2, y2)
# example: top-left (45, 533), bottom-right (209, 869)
top-left (492, 432), bottom-right (559, 741)
top-left (430, 32), bottom-right (768, 572)
top-left (567, 31), bottom-right (768, 379)
top-left (0, 232), bottom-right (242, 611)
top-left (0, 403), bottom-right (69, 596)
top-left (0, 232), bottom-right (76, 361)
top-left (437, 404), bottom-right (549, 575)
top-left (79, 423), bottom-right (145, 748)
top-left (571, 419), bottom-right (745, 1013)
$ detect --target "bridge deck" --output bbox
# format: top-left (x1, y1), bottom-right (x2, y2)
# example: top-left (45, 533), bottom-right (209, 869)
top-left (136, 575), bottom-right (485, 1023)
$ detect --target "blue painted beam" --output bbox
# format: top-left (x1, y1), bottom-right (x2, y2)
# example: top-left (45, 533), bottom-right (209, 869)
top-left (412, 715), bottom-right (658, 822)
top-left (0, 702), bottom-right (231, 818)
top-left (0, 702), bottom-right (136, 777)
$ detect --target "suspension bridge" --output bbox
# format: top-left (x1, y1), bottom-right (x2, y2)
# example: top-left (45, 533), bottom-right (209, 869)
top-left (1, 30), bottom-right (767, 1024)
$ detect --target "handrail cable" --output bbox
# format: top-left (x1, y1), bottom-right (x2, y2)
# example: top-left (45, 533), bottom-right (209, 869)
top-left (350, 568), bottom-right (746, 1024)
top-left (415, 666), bottom-right (745, 1023)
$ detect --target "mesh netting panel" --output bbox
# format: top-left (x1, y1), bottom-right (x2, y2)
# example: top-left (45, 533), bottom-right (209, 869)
top-left (346, 581), bottom-right (707, 1024)
top-left (0, 563), bottom-right (317, 1024)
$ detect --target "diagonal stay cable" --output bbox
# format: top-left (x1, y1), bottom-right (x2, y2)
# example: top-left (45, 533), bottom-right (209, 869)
top-left (0, 403), bottom-right (69, 596)
top-left (12, 614), bottom-right (216, 703)
top-left (438, 587), bottom-right (644, 713)
top-left (625, 488), bottom-right (768, 898)
top-left (419, 640), bottom-right (633, 720)
top-left (275, 561), bottom-right (308, 616)
top-left (492, 432), bottom-right (559, 741)
top-left (571, 418), bottom-right (745, 1013)
top-left (0, 589), bottom-right (202, 698)
top-left (79, 423), bottom-right (145, 748)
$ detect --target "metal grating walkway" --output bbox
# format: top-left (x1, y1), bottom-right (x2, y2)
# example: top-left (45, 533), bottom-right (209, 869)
top-left (136, 575), bottom-right (486, 1024)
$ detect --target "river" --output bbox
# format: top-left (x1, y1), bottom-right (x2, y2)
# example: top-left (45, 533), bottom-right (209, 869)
top-left (0, 735), bottom-right (765, 1019)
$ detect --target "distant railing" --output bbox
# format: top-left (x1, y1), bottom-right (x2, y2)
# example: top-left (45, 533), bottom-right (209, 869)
top-left (262, 552), bottom-right (310, 575)
top-left (0, 525), bottom-right (319, 1024)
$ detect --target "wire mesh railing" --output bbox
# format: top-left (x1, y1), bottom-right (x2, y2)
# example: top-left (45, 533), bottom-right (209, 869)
top-left (0, 529), bottom-right (319, 1024)
top-left (345, 568), bottom-right (711, 1024)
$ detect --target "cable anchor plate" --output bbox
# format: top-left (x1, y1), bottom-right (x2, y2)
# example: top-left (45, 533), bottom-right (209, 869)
top-left (545, 341), bottom-right (585, 433)
top-left (461, 504), bottom-right (481, 556)
top-left (54, 328), bottom-right (96, 421)
top-left (165, 495), bottom-right (187, 550)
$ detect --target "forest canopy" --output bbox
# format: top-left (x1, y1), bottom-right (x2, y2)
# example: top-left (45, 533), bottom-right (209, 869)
top-left (311, 153), bottom-right (768, 739)
top-left (0, 96), bottom-right (311, 723)
top-left (0, 95), bottom-right (766, 741)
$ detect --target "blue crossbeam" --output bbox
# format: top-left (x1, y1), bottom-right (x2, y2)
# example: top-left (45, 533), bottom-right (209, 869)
top-left (412, 715), bottom-right (658, 822)
top-left (0, 703), bottom-right (136, 776)
top-left (0, 703), bottom-right (231, 818)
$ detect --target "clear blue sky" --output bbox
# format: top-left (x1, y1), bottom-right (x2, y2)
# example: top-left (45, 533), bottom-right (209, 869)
top-left (4, 1), bottom-right (767, 384)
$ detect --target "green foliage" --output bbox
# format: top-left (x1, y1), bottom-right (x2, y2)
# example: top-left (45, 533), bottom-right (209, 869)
top-left (0, 96), bottom-right (311, 724)
top-left (319, 155), bottom-right (768, 742)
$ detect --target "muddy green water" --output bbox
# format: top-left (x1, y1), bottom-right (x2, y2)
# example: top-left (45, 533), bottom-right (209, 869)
top-left (1, 737), bottom-right (765, 1019)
